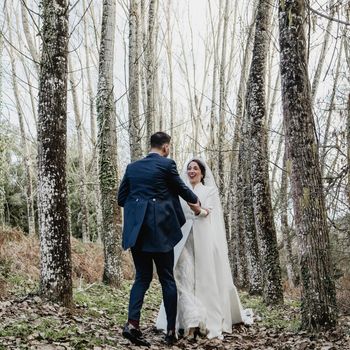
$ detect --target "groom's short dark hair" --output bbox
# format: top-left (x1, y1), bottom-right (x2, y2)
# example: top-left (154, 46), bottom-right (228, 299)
top-left (150, 131), bottom-right (171, 148)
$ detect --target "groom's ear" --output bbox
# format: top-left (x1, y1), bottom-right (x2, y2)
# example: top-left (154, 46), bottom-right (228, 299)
top-left (162, 143), bottom-right (170, 155)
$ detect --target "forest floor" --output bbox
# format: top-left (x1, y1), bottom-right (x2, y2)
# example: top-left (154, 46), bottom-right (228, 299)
top-left (1, 228), bottom-right (350, 349)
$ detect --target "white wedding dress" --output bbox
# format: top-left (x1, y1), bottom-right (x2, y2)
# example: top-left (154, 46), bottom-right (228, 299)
top-left (156, 160), bottom-right (253, 339)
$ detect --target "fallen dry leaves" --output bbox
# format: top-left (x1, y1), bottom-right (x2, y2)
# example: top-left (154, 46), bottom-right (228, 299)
top-left (0, 293), bottom-right (349, 350)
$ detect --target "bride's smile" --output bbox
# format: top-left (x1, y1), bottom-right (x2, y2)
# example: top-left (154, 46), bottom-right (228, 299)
top-left (187, 161), bottom-right (204, 187)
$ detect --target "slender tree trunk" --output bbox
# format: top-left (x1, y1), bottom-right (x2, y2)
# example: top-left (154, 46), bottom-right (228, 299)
top-left (129, 0), bottom-right (142, 161)
top-left (82, 0), bottom-right (103, 243)
top-left (217, 0), bottom-right (229, 197)
top-left (247, 0), bottom-right (283, 305)
top-left (153, 0), bottom-right (161, 130)
top-left (229, 10), bottom-right (258, 290)
top-left (37, 0), bottom-right (72, 307)
top-left (7, 11), bottom-right (36, 236)
top-left (178, 31), bottom-right (195, 148)
top-left (0, 69), bottom-right (5, 228)
top-left (227, 11), bottom-right (255, 259)
top-left (347, 93), bottom-right (350, 206)
top-left (68, 59), bottom-right (90, 242)
top-left (0, 36), bottom-right (4, 228)
top-left (311, 1), bottom-right (335, 103)
top-left (280, 148), bottom-right (299, 288)
top-left (236, 123), bottom-right (262, 293)
top-left (97, 0), bottom-right (123, 287)
top-left (207, 0), bottom-right (223, 172)
top-left (165, 0), bottom-right (175, 157)
top-left (14, 9), bottom-right (39, 131)
top-left (21, 60), bottom-right (38, 130)
top-left (139, 0), bottom-right (148, 130)
top-left (279, 0), bottom-right (337, 330)
top-left (320, 37), bottom-right (343, 176)
top-left (271, 124), bottom-right (283, 191)
top-left (145, 0), bottom-right (157, 140)
top-left (20, 0), bottom-right (40, 69)
top-left (267, 74), bottom-right (280, 134)
top-left (0, 138), bottom-right (5, 228)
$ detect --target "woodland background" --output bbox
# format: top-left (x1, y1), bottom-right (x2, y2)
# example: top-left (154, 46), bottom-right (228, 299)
top-left (0, 0), bottom-right (350, 349)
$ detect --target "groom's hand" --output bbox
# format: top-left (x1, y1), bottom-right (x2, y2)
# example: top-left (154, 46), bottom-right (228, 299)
top-left (188, 200), bottom-right (201, 215)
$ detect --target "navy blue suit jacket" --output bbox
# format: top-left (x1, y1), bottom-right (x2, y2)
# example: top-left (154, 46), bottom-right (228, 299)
top-left (117, 153), bottom-right (198, 252)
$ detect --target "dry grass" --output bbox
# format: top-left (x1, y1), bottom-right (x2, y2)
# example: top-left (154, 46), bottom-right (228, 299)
top-left (0, 227), bottom-right (134, 297)
top-left (2, 227), bottom-right (349, 316)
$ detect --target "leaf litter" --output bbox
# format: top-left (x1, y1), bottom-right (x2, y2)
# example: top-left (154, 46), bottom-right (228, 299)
top-left (0, 282), bottom-right (349, 350)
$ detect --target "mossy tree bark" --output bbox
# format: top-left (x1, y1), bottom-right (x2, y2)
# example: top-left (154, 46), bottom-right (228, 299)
top-left (247, 0), bottom-right (283, 305)
top-left (279, 0), bottom-right (337, 330)
top-left (129, 0), bottom-right (143, 161)
top-left (97, 0), bottom-right (123, 287)
top-left (37, 0), bottom-right (72, 307)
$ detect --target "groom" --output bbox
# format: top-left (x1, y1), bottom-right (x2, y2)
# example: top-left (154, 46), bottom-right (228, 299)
top-left (117, 131), bottom-right (201, 346)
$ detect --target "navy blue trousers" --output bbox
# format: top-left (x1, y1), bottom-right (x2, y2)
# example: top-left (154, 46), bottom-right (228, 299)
top-left (128, 248), bottom-right (177, 331)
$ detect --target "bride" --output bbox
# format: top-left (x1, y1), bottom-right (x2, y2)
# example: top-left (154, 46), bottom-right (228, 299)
top-left (156, 158), bottom-right (252, 340)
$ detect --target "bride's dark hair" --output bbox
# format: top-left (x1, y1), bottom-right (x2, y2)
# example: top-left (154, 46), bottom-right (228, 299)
top-left (187, 159), bottom-right (206, 184)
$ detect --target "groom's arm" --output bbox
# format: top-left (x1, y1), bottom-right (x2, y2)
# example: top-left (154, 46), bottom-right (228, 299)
top-left (117, 167), bottom-right (130, 207)
top-left (167, 160), bottom-right (198, 204)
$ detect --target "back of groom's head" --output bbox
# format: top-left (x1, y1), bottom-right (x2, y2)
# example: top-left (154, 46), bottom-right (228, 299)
top-left (150, 131), bottom-right (171, 148)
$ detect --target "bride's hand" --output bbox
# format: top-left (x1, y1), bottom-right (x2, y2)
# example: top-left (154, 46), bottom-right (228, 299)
top-left (198, 208), bottom-right (210, 217)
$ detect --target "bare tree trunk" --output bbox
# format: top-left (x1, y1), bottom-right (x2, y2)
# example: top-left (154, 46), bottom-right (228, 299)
top-left (97, 0), bottom-right (123, 287)
top-left (82, 0), bottom-right (103, 243)
top-left (177, 16), bottom-right (211, 156)
top-left (236, 140), bottom-right (262, 293)
top-left (247, 0), bottom-right (283, 305)
top-left (165, 0), bottom-right (175, 157)
top-left (226, 8), bottom-right (255, 249)
top-left (129, 0), bottom-right (142, 161)
top-left (311, 1), bottom-right (335, 103)
top-left (320, 37), bottom-right (343, 176)
top-left (347, 93), bottom-right (350, 206)
top-left (7, 11), bottom-right (36, 236)
top-left (153, 0), bottom-right (161, 130)
top-left (0, 139), bottom-right (5, 228)
top-left (270, 124), bottom-right (283, 190)
top-left (145, 0), bottom-right (157, 140)
top-left (217, 0), bottom-right (230, 197)
top-left (21, 60), bottom-right (38, 130)
top-left (280, 148), bottom-right (299, 288)
top-left (68, 59), bottom-right (90, 243)
top-left (0, 35), bottom-right (5, 227)
top-left (267, 74), bottom-right (280, 133)
top-left (37, 0), bottom-right (72, 307)
top-left (207, 0), bottom-right (223, 172)
top-left (139, 0), bottom-right (148, 129)
top-left (279, 0), bottom-right (337, 330)
top-left (15, 8), bottom-right (39, 131)
top-left (20, 0), bottom-right (40, 69)
top-left (177, 22), bottom-right (195, 145)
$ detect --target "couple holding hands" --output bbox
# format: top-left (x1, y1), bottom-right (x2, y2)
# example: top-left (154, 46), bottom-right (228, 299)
top-left (117, 131), bottom-right (252, 347)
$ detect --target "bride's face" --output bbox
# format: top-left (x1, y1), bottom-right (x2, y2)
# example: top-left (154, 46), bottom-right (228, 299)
top-left (187, 161), bottom-right (203, 185)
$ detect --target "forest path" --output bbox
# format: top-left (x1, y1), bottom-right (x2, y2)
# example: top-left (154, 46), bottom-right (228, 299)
top-left (1, 282), bottom-right (349, 350)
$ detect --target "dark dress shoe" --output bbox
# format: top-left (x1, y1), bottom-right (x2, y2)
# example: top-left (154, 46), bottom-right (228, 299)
top-left (164, 329), bottom-right (177, 346)
top-left (178, 328), bottom-right (185, 338)
top-left (122, 323), bottom-right (150, 347)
